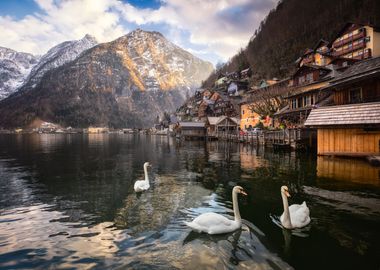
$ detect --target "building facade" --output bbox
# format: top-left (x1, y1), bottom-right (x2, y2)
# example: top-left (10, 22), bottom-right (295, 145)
top-left (330, 23), bottom-right (380, 60)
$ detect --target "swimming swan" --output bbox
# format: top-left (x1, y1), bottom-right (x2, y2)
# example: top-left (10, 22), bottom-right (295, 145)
top-left (134, 162), bottom-right (151, 192)
top-left (185, 186), bottom-right (247, 234)
top-left (280, 186), bottom-right (310, 229)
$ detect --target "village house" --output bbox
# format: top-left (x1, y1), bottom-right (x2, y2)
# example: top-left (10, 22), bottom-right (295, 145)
top-left (227, 80), bottom-right (249, 97)
top-left (206, 116), bottom-right (240, 137)
top-left (305, 57), bottom-right (380, 156)
top-left (177, 122), bottom-right (206, 140)
top-left (274, 56), bottom-right (361, 127)
top-left (330, 22), bottom-right (380, 60)
top-left (239, 103), bottom-right (260, 131)
top-left (87, 127), bottom-right (109, 134)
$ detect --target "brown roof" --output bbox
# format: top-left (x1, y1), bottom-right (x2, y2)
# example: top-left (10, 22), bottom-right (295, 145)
top-left (304, 102), bottom-right (380, 126)
top-left (325, 57), bottom-right (380, 89)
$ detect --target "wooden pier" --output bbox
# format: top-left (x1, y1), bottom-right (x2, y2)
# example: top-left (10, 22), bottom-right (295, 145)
top-left (209, 128), bottom-right (317, 151)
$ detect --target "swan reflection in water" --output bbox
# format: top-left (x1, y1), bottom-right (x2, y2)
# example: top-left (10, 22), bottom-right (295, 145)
top-left (114, 172), bottom-right (211, 233)
top-left (270, 213), bottom-right (311, 257)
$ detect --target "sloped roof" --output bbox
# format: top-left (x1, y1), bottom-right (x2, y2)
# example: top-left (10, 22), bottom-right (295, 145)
top-left (230, 117), bottom-right (240, 125)
top-left (329, 22), bottom-right (380, 46)
top-left (179, 122), bottom-right (205, 128)
top-left (304, 102), bottom-right (380, 126)
top-left (313, 39), bottom-right (329, 51)
top-left (207, 116), bottom-right (226, 125)
top-left (326, 57), bottom-right (380, 88)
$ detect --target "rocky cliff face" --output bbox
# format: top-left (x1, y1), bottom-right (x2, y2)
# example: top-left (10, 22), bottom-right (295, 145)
top-left (0, 29), bottom-right (213, 128)
top-left (0, 47), bottom-right (39, 100)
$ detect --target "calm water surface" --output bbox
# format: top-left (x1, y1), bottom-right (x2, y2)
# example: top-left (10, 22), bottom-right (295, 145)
top-left (0, 134), bottom-right (379, 269)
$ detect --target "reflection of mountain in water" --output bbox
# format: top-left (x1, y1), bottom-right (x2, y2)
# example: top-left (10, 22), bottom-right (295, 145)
top-left (114, 173), bottom-right (210, 233)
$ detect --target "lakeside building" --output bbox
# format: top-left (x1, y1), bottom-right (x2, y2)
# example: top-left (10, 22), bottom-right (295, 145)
top-left (87, 127), bottom-right (109, 134)
top-left (206, 116), bottom-right (240, 137)
top-left (305, 57), bottom-right (380, 156)
top-left (177, 122), bottom-right (206, 139)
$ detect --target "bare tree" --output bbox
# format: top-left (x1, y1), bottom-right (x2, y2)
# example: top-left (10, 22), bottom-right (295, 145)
top-left (247, 82), bottom-right (289, 117)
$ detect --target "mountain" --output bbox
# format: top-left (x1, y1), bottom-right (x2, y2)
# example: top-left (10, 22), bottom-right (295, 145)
top-left (0, 29), bottom-right (213, 128)
top-left (20, 34), bottom-right (98, 91)
top-left (202, 0), bottom-right (380, 86)
top-left (0, 47), bottom-right (39, 100)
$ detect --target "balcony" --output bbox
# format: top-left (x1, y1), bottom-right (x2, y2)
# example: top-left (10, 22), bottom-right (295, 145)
top-left (332, 41), bottom-right (366, 57)
top-left (332, 29), bottom-right (366, 48)
top-left (353, 49), bottom-right (372, 60)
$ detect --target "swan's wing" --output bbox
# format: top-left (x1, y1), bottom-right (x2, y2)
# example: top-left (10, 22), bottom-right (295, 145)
top-left (186, 212), bottom-right (239, 234)
top-left (134, 180), bottom-right (150, 191)
top-left (290, 202), bottom-right (310, 228)
top-left (288, 203), bottom-right (303, 214)
top-left (192, 212), bottom-right (233, 227)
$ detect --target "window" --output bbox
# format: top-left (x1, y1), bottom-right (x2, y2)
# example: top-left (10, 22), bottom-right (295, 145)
top-left (306, 73), bottom-right (313, 83)
top-left (298, 76), bottom-right (306, 85)
top-left (303, 95), bottom-right (312, 106)
top-left (349, 88), bottom-right (362, 103)
top-left (242, 110), bottom-right (245, 115)
top-left (297, 97), bottom-right (303, 108)
top-left (291, 99), bottom-right (297, 109)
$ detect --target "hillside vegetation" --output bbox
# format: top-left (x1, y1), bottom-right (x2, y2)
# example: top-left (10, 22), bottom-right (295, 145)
top-left (203, 0), bottom-right (380, 87)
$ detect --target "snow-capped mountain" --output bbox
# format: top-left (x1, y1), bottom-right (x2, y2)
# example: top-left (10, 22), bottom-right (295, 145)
top-left (0, 29), bottom-right (213, 128)
top-left (21, 34), bottom-right (98, 90)
top-left (0, 47), bottom-right (39, 100)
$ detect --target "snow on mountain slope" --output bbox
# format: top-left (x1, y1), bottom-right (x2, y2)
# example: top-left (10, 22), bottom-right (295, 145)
top-left (21, 34), bottom-right (98, 90)
top-left (0, 47), bottom-right (39, 100)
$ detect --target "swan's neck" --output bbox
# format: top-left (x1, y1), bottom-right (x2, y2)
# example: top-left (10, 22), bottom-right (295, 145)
top-left (232, 190), bottom-right (241, 223)
top-left (144, 165), bottom-right (149, 182)
top-left (281, 192), bottom-right (292, 228)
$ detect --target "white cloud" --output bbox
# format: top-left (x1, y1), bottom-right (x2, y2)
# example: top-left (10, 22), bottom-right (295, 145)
top-left (115, 0), bottom-right (278, 61)
top-left (0, 0), bottom-right (126, 55)
top-left (0, 0), bottom-right (277, 62)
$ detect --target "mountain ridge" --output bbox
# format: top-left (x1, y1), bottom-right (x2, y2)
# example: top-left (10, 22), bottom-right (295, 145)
top-left (0, 47), bottom-right (39, 100)
top-left (0, 29), bottom-right (213, 128)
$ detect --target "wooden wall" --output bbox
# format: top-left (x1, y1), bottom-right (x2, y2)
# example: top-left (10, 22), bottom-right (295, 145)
top-left (317, 128), bottom-right (380, 155)
top-left (334, 78), bottom-right (380, 105)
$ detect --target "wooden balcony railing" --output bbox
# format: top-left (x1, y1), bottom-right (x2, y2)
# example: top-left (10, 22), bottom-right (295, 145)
top-left (352, 49), bottom-right (372, 60)
top-left (332, 29), bottom-right (366, 48)
top-left (332, 41), bottom-right (366, 57)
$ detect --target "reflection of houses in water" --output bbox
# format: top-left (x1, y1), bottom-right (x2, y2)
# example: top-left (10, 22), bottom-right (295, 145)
top-left (206, 141), bottom-right (240, 164)
top-left (317, 156), bottom-right (380, 186)
top-left (239, 146), bottom-right (268, 170)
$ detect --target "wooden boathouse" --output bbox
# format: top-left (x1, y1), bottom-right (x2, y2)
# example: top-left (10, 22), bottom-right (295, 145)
top-left (177, 122), bottom-right (206, 140)
top-left (305, 57), bottom-right (380, 157)
top-left (305, 102), bottom-right (380, 156)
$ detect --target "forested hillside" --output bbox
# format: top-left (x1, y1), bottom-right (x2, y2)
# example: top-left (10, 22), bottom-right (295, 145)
top-left (202, 0), bottom-right (380, 87)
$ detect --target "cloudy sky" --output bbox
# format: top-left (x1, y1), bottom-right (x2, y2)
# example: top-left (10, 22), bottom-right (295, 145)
top-left (0, 0), bottom-right (278, 65)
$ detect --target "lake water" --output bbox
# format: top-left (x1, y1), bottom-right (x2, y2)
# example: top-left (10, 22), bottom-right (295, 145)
top-left (0, 134), bottom-right (379, 269)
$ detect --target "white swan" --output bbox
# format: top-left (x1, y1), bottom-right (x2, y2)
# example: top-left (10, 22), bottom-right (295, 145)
top-left (134, 162), bottom-right (151, 192)
top-left (185, 186), bottom-right (247, 234)
top-left (280, 186), bottom-right (310, 229)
